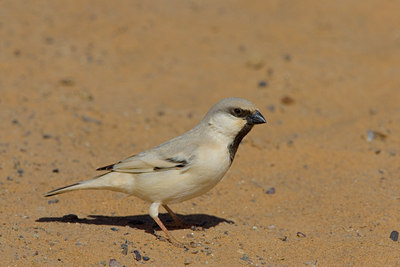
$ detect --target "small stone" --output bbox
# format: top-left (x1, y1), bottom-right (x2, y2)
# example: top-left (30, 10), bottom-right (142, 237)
top-left (99, 261), bottom-right (107, 266)
top-left (283, 53), bottom-right (292, 62)
top-left (266, 187), bottom-right (275, 194)
top-left (42, 134), bottom-right (52, 139)
top-left (267, 105), bottom-right (275, 112)
top-left (390, 231), bottom-right (399, 241)
top-left (297, 232), bottom-right (306, 238)
top-left (258, 80), bottom-right (268, 88)
top-left (186, 233), bottom-right (194, 238)
top-left (281, 96), bottom-right (295, 105)
top-left (75, 241), bottom-right (83, 246)
top-left (121, 244), bottom-right (128, 255)
top-left (59, 78), bottom-right (75, 87)
top-left (109, 259), bottom-right (121, 267)
top-left (142, 256), bottom-right (150, 261)
top-left (184, 258), bottom-right (192, 265)
top-left (82, 115), bottom-right (102, 125)
top-left (366, 130), bottom-right (387, 142)
top-left (17, 169), bottom-right (24, 177)
top-left (240, 254), bottom-right (250, 261)
top-left (110, 227), bottom-right (118, 232)
top-left (7, 176), bottom-right (13, 181)
top-left (52, 169), bottom-right (59, 173)
top-left (48, 199), bottom-right (59, 204)
top-left (133, 250), bottom-right (141, 261)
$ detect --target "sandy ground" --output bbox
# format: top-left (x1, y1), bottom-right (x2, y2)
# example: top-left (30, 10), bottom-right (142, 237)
top-left (1, 0), bottom-right (400, 266)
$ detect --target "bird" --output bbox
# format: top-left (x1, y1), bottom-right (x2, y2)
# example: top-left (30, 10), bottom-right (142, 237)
top-left (44, 97), bottom-right (266, 245)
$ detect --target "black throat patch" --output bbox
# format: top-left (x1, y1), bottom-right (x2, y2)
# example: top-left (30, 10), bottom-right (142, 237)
top-left (228, 123), bottom-right (254, 163)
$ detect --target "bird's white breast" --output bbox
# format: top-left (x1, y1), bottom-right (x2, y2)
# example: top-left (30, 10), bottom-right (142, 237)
top-left (129, 142), bottom-right (231, 204)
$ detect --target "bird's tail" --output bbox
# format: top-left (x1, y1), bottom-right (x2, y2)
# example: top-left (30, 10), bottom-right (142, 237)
top-left (44, 172), bottom-right (133, 197)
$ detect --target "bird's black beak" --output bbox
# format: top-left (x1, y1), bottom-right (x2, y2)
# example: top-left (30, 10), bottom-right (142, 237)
top-left (247, 110), bottom-right (266, 125)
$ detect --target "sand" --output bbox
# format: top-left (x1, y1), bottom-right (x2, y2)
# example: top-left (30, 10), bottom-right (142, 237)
top-left (1, 0), bottom-right (400, 265)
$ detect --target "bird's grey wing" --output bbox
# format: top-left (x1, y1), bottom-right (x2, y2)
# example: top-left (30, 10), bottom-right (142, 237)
top-left (97, 142), bottom-right (197, 174)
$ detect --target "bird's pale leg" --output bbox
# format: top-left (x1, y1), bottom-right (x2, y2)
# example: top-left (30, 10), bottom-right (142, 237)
top-left (162, 204), bottom-right (187, 227)
top-left (149, 202), bottom-right (182, 246)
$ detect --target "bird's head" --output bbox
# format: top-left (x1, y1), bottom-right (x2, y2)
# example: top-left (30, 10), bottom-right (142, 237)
top-left (203, 97), bottom-right (266, 140)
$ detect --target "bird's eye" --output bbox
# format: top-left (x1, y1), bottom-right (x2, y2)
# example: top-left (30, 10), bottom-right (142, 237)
top-left (233, 108), bottom-right (243, 117)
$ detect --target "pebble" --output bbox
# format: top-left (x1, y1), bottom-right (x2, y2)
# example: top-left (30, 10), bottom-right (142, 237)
top-left (297, 232), bottom-right (306, 238)
top-left (133, 250), bottom-right (141, 261)
top-left (266, 187), bottom-right (275, 194)
top-left (390, 230), bottom-right (399, 241)
top-left (283, 53), bottom-right (292, 62)
top-left (258, 80), bottom-right (268, 88)
top-left (142, 256), bottom-right (150, 261)
top-left (240, 254), bottom-right (250, 262)
top-left (366, 130), bottom-right (387, 142)
top-left (82, 115), bottom-right (102, 125)
top-left (121, 244), bottom-right (128, 255)
top-left (52, 169), bottom-right (59, 173)
top-left (184, 258), bottom-right (192, 265)
top-left (59, 78), bottom-right (75, 87)
top-left (267, 105), bottom-right (275, 112)
top-left (7, 176), bottom-right (13, 181)
top-left (109, 259), bottom-right (121, 267)
top-left (42, 134), bottom-right (52, 139)
top-left (48, 199), bottom-right (59, 204)
top-left (110, 227), bottom-right (118, 232)
top-left (281, 96), bottom-right (295, 105)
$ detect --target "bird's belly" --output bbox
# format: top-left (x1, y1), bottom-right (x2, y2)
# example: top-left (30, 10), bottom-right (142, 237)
top-left (131, 145), bottom-right (231, 204)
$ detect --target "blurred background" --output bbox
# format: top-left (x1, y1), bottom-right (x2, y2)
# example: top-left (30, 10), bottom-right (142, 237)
top-left (1, 0), bottom-right (399, 265)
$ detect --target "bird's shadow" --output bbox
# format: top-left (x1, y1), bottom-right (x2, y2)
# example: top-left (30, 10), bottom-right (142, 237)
top-left (36, 213), bottom-right (234, 235)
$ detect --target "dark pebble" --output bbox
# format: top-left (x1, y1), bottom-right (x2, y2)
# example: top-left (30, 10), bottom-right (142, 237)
top-left (284, 53), bottom-right (292, 62)
top-left (266, 187), bottom-right (275, 194)
top-left (12, 119), bottom-right (19, 124)
top-left (42, 134), bottom-right (52, 139)
top-left (59, 78), bottom-right (75, 87)
top-left (390, 230), bottom-right (399, 241)
top-left (297, 232), bottom-right (306, 238)
top-left (7, 176), bottom-right (13, 181)
top-left (258, 80), bottom-right (268, 88)
top-left (142, 256), bottom-right (150, 261)
top-left (17, 169), bottom-right (24, 177)
top-left (280, 236), bottom-right (288, 242)
top-left (52, 169), bottom-right (59, 173)
top-left (110, 227), bottom-right (118, 232)
top-left (133, 250), bottom-right (141, 261)
top-left (240, 254), bottom-right (250, 261)
top-left (61, 214), bottom-right (78, 222)
top-left (48, 199), bottom-right (59, 204)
